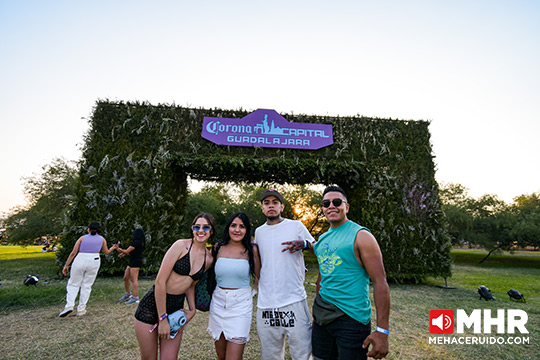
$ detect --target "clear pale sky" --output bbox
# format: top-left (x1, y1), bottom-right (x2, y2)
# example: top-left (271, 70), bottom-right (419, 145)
top-left (1, 0), bottom-right (539, 215)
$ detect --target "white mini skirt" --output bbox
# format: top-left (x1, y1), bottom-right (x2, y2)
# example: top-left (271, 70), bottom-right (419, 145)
top-left (207, 287), bottom-right (254, 344)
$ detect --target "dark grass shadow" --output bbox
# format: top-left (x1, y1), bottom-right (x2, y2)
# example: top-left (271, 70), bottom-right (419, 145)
top-left (451, 250), bottom-right (540, 268)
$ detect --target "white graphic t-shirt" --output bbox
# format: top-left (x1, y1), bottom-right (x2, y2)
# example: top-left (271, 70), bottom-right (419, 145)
top-left (254, 219), bottom-right (315, 309)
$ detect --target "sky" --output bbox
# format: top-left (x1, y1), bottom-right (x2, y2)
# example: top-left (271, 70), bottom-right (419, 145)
top-left (1, 0), bottom-right (539, 215)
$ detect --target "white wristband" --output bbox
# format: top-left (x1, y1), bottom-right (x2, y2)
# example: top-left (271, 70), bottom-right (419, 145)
top-left (376, 326), bottom-right (389, 335)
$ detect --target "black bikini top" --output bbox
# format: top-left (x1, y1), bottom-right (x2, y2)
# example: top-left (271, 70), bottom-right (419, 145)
top-left (172, 240), bottom-right (206, 281)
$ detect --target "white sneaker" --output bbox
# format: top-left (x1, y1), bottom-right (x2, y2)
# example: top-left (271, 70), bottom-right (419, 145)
top-left (76, 310), bottom-right (87, 317)
top-left (59, 307), bottom-right (73, 317)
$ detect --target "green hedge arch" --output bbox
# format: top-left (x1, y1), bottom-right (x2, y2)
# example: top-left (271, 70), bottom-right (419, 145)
top-left (59, 100), bottom-right (451, 281)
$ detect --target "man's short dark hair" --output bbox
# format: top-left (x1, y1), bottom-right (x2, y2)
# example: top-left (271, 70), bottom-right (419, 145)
top-left (322, 185), bottom-right (347, 200)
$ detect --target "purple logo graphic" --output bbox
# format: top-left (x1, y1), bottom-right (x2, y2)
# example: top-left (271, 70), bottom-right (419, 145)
top-left (202, 109), bottom-right (333, 150)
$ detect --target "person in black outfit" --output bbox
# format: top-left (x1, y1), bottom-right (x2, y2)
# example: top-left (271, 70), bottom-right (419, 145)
top-left (133, 213), bottom-right (215, 360)
top-left (117, 228), bottom-right (146, 304)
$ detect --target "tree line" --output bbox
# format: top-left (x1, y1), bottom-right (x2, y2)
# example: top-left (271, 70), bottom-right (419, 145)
top-left (440, 183), bottom-right (540, 261)
top-left (0, 158), bottom-right (328, 247)
top-left (2, 159), bottom-right (539, 264)
top-left (1, 158), bottom-right (77, 245)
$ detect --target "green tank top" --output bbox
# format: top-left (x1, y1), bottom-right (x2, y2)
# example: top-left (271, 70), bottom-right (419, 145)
top-left (314, 220), bottom-right (371, 324)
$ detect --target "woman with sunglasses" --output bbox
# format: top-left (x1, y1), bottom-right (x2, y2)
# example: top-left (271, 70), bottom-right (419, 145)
top-left (207, 211), bottom-right (261, 360)
top-left (134, 213), bottom-right (215, 360)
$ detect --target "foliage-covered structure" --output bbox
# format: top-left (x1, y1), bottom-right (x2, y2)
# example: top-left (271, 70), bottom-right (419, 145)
top-left (60, 100), bottom-right (451, 281)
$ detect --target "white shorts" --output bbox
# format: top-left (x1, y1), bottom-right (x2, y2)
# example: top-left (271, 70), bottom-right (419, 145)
top-left (207, 287), bottom-right (253, 344)
top-left (256, 299), bottom-right (312, 360)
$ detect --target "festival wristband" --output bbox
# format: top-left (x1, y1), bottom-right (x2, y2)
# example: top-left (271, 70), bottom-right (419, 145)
top-left (149, 313), bottom-right (169, 333)
top-left (376, 326), bottom-right (390, 335)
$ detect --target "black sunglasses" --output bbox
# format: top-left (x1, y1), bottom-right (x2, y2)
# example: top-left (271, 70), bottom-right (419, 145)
top-left (322, 198), bottom-right (347, 208)
top-left (192, 225), bottom-right (212, 232)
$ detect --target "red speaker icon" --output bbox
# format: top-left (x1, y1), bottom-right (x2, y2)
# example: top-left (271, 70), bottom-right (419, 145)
top-left (429, 310), bottom-right (454, 333)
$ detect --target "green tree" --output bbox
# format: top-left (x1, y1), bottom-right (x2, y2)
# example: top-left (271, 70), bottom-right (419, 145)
top-left (182, 182), bottom-right (324, 242)
top-left (468, 194), bottom-right (513, 263)
top-left (440, 183), bottom-right (540, 263)
top-left (439, 183), bottom-right (474, 245)
top-left (509, 193), bottom-right (540, 249)
top-left (3, 158), bottom-right (78, 244)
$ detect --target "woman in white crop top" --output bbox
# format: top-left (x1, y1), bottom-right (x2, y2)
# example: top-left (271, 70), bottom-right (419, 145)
top-left (207, 212), bottom-right (261, 360)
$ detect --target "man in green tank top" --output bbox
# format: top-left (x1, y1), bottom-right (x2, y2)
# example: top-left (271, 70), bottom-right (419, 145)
top-left (312, 186), bottom-right (390, 360)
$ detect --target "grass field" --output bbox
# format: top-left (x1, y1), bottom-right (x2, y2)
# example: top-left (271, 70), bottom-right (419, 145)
top-left (0, 246), bottom-right (538, 359)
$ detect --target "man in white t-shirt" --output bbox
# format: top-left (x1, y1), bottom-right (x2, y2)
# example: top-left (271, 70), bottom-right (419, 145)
top-left (254, 189), bottom-right (315, 360)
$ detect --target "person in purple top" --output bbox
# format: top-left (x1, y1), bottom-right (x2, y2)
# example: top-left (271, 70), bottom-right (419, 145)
top-left (59, 222), bottom-right (118, 317)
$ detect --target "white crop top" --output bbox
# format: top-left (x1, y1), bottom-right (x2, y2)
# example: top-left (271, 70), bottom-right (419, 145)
top-left (215, 257), bottom-right (250, 289)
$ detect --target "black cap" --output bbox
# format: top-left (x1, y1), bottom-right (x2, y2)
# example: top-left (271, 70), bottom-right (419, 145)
top-left (260, 189), bottom-right (283, 203)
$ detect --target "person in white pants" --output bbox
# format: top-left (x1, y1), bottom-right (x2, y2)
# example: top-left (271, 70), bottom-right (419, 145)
top-left (59, 222), bottom-right (118, 317)
top-left (254, 189), bottom-right (315, 360)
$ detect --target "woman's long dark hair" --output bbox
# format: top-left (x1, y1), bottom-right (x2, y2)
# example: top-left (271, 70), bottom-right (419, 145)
top-left (220, 211), bottom-right (255, 277)
top-left (133, 228), bottom-right (146, 249)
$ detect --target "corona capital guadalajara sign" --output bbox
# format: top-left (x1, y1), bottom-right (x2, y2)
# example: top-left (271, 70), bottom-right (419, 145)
top-left (202, 109), bottom-right (334, 150)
